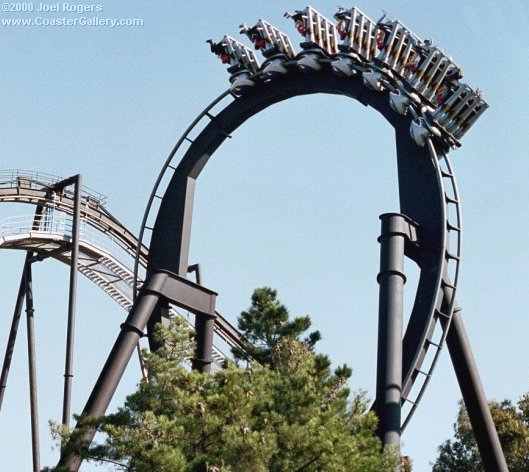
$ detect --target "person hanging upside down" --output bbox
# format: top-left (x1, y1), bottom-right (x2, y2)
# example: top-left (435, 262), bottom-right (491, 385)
top-left (295, 18), bottom-right (307, 36)
top-left (376, 29), bottom-right (386, 49)
top-left (336, 19), bottom-right (348, 40)
top-left (251, 33), bottom-right (267, 51)
top-left (207, 40), bottom-right (232, 64)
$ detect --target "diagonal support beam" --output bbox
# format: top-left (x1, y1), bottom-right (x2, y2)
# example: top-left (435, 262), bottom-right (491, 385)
top-left (0, 255), bottom-right (30, 411)
top-left (58, 270), bottom-right (217, 471)
top-left (446, 307), bottom-right (509, 472)
top-left (0, 204), bottom-right (45, 413)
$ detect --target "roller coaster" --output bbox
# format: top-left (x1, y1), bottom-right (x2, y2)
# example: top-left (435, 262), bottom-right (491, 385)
top-left (0, 5), bottom-right (507, 472)
top-left (0, 169), bottom-right (243, 357)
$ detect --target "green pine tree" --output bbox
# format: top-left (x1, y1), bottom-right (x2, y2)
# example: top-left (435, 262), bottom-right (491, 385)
top-left (433, 396), bottom-right (529, 472)
top-left (49, 289), bottom-right (397, 472)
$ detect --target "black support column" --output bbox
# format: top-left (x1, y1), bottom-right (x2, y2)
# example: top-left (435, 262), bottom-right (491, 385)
top-left (193, 314), bottom-right (215, 373)
top-left (188, 264), bottom-right (214, 373)
top-left (62, 175), bottom-right (82, 428)
top-left (25, 263), bottom-right (40, 472)
top-left (375, 213), bottom-right (416, 452)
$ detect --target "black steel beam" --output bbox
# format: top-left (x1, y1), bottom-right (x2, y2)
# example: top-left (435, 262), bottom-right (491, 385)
top-left (147, 270), bottom-right (217, 373)
top-left (60, 74), bottom-right (452, 471)
top-left (25, 263), bottom-right (40, 472)
top-left (193, 314), bottom-right (215, 373)
top-left (62, 174), bottom-right (82, 428)
top-left (144, 269), bottom-right (217, 373)
top-left (446, 308), bottom-right (509, 472)
top-left (185, 263), bottom-right (214, 371)
top-left (0, 256), bottom-right (30, 411)
top-left (145, 270), bottom-right (217, 317)
top-left (146, 264), bottom-right (204, 353)
top-left (187, 263), bottom-right (202, 285)
top-left (0, 204), bottom-right (44, 412)
top-left (58, 285), bottom-right (162, 471)
top-left (58, 269), bottom-right (219, 469)
top-left (146, 300), bottom-right (169, 352)
top-left (49, 175), bottom-right (79, 192)
top-left (375, 213), bottom-right (417, 449)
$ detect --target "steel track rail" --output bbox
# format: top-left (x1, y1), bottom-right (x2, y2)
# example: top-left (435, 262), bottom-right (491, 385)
top-left (132, 91), bottom-right (236, 298)
top-left (400, 141), bottom-right (461, 429)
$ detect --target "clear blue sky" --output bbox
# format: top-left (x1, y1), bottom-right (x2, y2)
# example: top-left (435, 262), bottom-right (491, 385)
top-left (0, 1), bottom-right (528, 470)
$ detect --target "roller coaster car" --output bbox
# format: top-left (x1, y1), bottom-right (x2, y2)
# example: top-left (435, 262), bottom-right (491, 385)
top-left (388, 41), bottom-right (448, 116)
top-left (387, 42), bottom-right (430, 115)
top-left (285, 6), bottom-right (339, 73)
top-left (404, 45), bottom-right (461, 108)
top-left (331, 6), bottom-right (379, 77)
top-left (430, 84), bottom-right (488, 141)
top-left (240, 20), bottom-right (295, 78)
top-left (362, 15), bottom-right (420, 93)
top-left (410, 84), bottom-right (488, 147)
top-left (207, 36), bottom-right (261, 95)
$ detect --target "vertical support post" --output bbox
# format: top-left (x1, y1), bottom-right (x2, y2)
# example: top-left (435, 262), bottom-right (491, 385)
top-left (58, 285), bottom-right (162, 471)
top-left (187, 263), bottom-right (213, 373)
top-left (146, 301), bottom-right (169, 352)
top-left (193, 314), bottom-right (215, 373)
top-left (446, 308), bottom-right (509, 472)
top-left (25, 263), bottom-right (40, 472)
top-left (376, 213), bottom-right (415, 452)
top-left (62, 175), bottom-right (82, 428)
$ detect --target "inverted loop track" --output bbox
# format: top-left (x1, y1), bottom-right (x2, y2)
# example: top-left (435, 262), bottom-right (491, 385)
top-left (138, 72), bottom-right (462, 429)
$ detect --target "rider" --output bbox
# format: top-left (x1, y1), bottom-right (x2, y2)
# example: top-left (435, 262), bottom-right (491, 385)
top-left (207, 39), bottom-right (231, 64)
